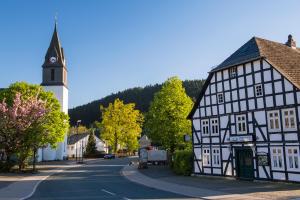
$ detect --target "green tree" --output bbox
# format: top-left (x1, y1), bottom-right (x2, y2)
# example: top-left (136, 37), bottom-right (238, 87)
top-left (85, 132), bottom-right (97, 156)
top-left (0, 82), bottom-right (69, 170)
top-left (69, 125), bottom-right (89, 135)
top-left (144, 77), bottom-right (193, 154)
top-left (100, 99), bottom-right (144, 154)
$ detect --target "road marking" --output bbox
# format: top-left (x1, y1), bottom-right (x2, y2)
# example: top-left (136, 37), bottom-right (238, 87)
top-left (101, 189), bottom-right (116, 196)
top-left (123, 197), bottom-right (131, 200)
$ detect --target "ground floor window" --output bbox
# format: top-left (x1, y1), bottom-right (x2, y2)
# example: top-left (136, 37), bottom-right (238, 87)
top-left (212, 148), bottom-right (220, 166)
top-left (287, 147), bottom-right (299, 170)
top-left (271, 147), bottom-right (283, 170)
top-left (203, 148), bottom-right (210, 166)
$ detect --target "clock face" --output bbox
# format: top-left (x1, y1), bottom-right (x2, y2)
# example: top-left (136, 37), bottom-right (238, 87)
top-left (49, 57), bottom-right (57, 63)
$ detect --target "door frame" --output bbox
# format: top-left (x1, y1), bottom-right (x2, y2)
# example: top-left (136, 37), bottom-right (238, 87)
top-left (235, 147), bottom-right (254, 180)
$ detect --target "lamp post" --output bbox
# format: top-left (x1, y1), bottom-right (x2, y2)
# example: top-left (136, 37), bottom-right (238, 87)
top-left (76, 120), bottom-right (81, 163)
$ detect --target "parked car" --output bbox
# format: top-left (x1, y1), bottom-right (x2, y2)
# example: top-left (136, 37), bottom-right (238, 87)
top-left (104, 154), bottom-right (115, 159)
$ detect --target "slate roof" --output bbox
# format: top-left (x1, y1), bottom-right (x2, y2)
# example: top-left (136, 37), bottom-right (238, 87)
top-left (188, 36), bottom-right (300, 119)
top-left (67, 133), bottom-right (89, 145)
top-left (43, 23), bottom-right (65, 67)
top-left (212, 36), bottom-right (300, 88)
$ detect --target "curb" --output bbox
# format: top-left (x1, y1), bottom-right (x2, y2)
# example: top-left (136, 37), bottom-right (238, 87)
top-left (121, 165), bottom-right (266, 200)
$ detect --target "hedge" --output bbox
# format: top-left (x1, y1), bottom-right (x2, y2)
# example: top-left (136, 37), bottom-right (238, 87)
top-left (172, 150), bottom-right (193, 176)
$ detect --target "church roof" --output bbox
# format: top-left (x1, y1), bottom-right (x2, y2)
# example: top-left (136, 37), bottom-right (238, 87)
top-left (68, 133), bottom-right (89, 145)
top-left (43, 23), bottom-right (65, 66)
top-left (212, 36), bottom-right (300, 88)
top-left (188, 35), bottom-right (300, 119)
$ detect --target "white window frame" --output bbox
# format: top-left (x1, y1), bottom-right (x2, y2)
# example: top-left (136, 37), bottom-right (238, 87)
top-left (210, 118), bottom-right (219, 135)
top-left (267, 110), bottom-right (281, 132)
top-left (236, 114), bottom-right (247, 134)
top-left (202, 119), bottom-right (209, 136)
top-left (203, 148), bottom-right (211, 166)
top-left (229, 67), bottom-right (237, 78)
top-left (271, 147), bottom-right (284, 170)
top-left (282, 108), bottom-right (297, 131)
top-left (212, 148), bottom-right (220, 167)
top-left (286, 147), bottom-right (299, 171)
top-left (255, 84), bottom-right (263, 97)
top-left (217, 93), bottom-right (224, 104)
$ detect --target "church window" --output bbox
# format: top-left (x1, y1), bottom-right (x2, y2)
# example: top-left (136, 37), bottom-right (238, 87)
top-left (287, 147), bottom-right (299, 170)
top-left (202, 119), bottom-right (209, 135)
top-left (267, 110), bottom-right (281, 132)
top-left (271, 147), bottom-right (283, 169)
top-left (203, 148), bottom-right (210, 166)
top-left (210, 118), bottom-right (219, 135)
top-left (255, 84), bottom-right (263, 97)
top-left (236, 114), bottom-right (247, 134)
top-left (51, 69), bottom-right (55, 81)
top-left (229, 67), bottom-right (237, 78)
top-left (282, 108), bottom-right (296, 131)
top-left (217, 93), bottom-right (224, 104)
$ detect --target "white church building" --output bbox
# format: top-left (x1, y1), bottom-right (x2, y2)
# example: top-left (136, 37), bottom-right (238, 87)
top-left (188, 35), bottom-right (300, 182)
top-left (37, 23), bottom-right (68, 161)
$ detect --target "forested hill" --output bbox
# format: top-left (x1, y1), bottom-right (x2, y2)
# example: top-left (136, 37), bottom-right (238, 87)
top-left (68, 79), bottom-right (205, 127)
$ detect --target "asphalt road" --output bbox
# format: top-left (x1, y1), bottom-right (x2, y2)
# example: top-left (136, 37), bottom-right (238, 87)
top-left (29, 157), bottom-right (187, 200)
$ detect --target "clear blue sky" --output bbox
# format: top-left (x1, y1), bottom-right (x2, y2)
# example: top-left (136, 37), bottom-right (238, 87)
top-left (0, 0), bottom-right (299, 108)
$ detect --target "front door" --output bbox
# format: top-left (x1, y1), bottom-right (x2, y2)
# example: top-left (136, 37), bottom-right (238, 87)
top-left (236, 149), bottom-right (254, 180)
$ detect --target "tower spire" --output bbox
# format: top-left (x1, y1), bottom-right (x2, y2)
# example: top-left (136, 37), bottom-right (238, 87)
top-left (42, 20), bottom-right (67, 87)
top-left (43, 17), bottom-right (65, 66)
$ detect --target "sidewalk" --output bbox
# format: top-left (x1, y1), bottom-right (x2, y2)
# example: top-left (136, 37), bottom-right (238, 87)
top-left (0, 160), bottom-right (82, 200)
top-left (122, 164), bottom-right (300, 200)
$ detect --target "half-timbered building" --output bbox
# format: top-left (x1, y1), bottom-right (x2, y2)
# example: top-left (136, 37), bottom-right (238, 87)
top-left (188, 35), bottom-right (300, 182)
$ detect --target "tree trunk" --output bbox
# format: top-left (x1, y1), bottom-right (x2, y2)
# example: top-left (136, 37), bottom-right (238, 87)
top-left (33, 148), bottom-right (37, 172)
top-left (114, 132), bottom-right (118, 154)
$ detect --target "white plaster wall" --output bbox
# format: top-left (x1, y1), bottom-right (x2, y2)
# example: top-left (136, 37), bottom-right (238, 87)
top-left (194, 148), bottom-right (201, 160)
top-left (253, 60), bottom-right (260, 71)
top-left (255, 73), bottom-right (262, 84)
top-left (288, 173), bottom-right (300, 182)
top-left (204, 168), bottom-right (211, 174)
top-left (273, 172), bottom-right (286, 181)
top-left (38, 85), bottom-right (68, 161)
top-left (264, 70), bottom-right (271, 82)
top-left (237, 65), bottom-right (243, 75)
top-left (275, 94), bottom-right (284, 106)
top-left (284, 79), bottom-right (293, 92)
top-left (213, 168), bottom-right (221, 174)
top-left (193, 120), bottom-right (200, 131)
top-left (194, 161), bottom-right (201, 173)
top-left (286, 93), bottom-right (294, 105)
top-left (263, 60), bottom-right (270, 69)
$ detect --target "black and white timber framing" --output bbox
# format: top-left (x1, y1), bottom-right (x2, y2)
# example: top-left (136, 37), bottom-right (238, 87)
top-left (188, 35), bottom-right (300, 182)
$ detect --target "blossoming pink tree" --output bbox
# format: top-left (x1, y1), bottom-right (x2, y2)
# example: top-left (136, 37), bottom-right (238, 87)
top-left (0, 82), bottom-right (69, 172)
top-left (0, 92), bottom-right (47, 170)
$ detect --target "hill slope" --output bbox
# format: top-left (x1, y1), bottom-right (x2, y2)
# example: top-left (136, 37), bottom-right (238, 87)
top-left (68, 79), bottom-right (205, 126)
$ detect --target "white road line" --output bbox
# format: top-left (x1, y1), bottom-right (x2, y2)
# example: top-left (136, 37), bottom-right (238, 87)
top-left (101, 189), bottom-right (116, 196)
top-left (123, 197), bottom-right (131, 200)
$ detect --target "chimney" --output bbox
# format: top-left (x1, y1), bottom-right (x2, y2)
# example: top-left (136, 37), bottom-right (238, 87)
top-left (286, 34), bottom-right (297, 49)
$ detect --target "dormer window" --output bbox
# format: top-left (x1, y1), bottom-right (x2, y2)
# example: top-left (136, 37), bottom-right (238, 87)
top-left (229, 67), bottom-right (237, 78)
top-left (217, 93), bottom-right (224, 104)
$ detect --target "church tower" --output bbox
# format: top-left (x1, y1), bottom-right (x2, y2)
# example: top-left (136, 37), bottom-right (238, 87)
top-left (39, 22), bottom-right (68, 161)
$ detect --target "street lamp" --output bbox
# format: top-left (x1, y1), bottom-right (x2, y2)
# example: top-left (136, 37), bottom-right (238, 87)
top-left (76, 120), bottom-right (81, 163)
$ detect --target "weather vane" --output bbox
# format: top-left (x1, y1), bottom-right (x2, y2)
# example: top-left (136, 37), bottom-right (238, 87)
top-left (55, 12), bottom-right (58, 25)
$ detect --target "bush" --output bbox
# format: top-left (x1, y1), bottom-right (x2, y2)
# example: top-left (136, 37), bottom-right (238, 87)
top-left (0, 161), bottom-right (16, 172)
top-left (172, 150), bottom-right (193, 176)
